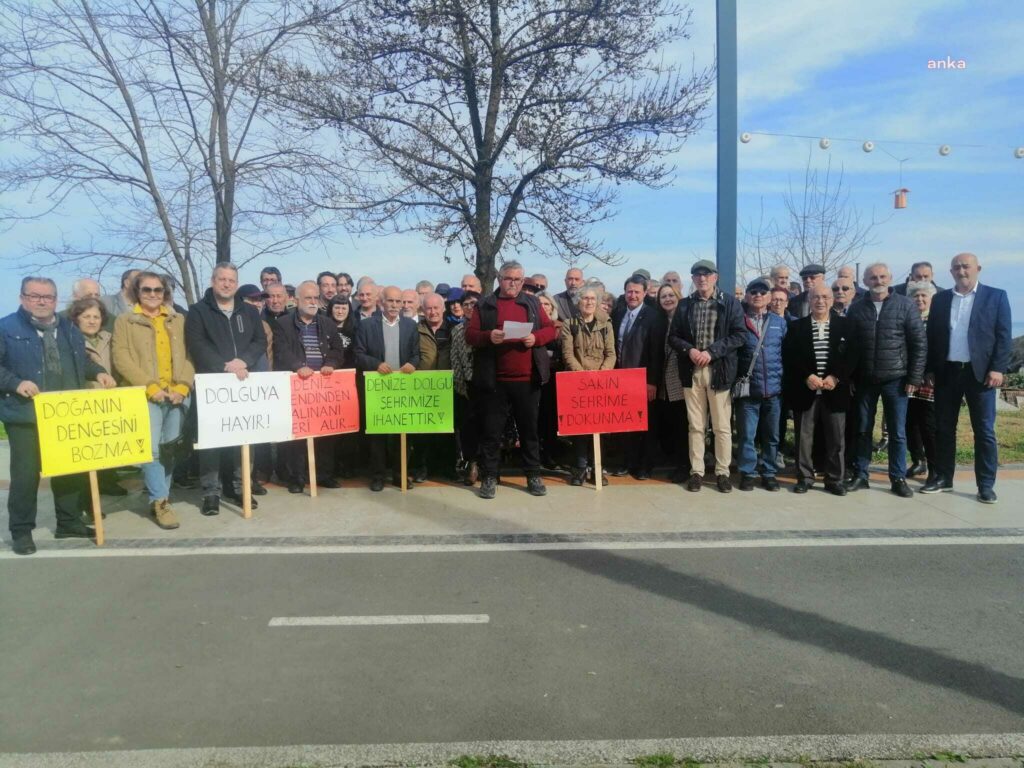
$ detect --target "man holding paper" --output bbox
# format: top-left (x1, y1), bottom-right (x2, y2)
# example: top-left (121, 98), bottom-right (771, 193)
top-left (465, 260), bottom-right (557, 499)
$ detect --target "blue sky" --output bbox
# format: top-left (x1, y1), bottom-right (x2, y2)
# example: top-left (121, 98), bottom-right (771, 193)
top-left (1, 0), bottom-right (1021, 320)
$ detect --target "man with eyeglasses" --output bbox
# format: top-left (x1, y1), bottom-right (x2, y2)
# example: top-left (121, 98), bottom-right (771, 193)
top-left (788, 264), bottom-right (827, 318)
top-left (668, 260), bottom-right (747, 493)
top-left (1, 277), bottom-right (117, 554)
top-left (830, 278), bottom-right (856, 316)
top-left (465, 260), bottom-right (557, 499)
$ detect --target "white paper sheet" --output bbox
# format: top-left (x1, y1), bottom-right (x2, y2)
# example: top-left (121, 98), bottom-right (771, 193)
top-left (501, 320), bottom-right (534, 340)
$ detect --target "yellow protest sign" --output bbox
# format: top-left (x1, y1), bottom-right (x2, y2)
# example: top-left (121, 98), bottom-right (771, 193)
top-left (33, 387), bottom-right (152, 477)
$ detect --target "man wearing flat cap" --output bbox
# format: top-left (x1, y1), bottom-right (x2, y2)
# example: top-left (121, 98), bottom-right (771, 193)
top-left (734, 277), bottom-right (788, 491)
top-left (789, 264), bottom-right (827, 318)
top-left (668, 260), bottom-right (746, 493)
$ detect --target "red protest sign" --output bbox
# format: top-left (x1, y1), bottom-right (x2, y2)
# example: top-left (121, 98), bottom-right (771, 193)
top-left (290, 369), bottom-right (360, 438)
top-left (555, 368), bottom-right (649, 436)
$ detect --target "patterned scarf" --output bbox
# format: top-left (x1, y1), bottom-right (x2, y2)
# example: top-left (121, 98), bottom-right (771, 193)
top-left (29, 314), bottom-right (61, 385)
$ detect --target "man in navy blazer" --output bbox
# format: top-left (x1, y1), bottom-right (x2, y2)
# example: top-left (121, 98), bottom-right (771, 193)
top-left (354, 285), bottom-right (420, 491)
top-left (922, 253), bottom-right (1012, 503)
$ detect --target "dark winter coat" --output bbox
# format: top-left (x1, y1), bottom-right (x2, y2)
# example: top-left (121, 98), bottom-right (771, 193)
top-left (667, 291), bottom-right (747, 390)
top-left (185, 288), bottom-right (267, 374)
top-left (782, 314), bottom-right (856, 413)
top-left (735, 309), bottom-right (787, 399)
top-left (845, 292), bottom-right (926, 385)
top-left (270, 311), bottom-right (347, 373)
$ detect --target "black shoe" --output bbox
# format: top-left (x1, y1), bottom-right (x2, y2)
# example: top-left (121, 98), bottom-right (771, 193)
top-left (369, 477), bottom-right (384, 492)
top-left (288, 481), bottom-right (304, 494)
top-left (686, 474), bottom-right (702, 492)
top-left (793, 480), bottom-right (810, 494)
top-left (54, 523), bottom-right (95, 539)
top-left (874, 437), bottom-right (889, 453)
top-left (251, 481), bottom-right (268, 496)
top-left (590, 468), bottom-right (609, 487)
top-left (891, 478), bottom-right (914, 498)
top-left (738, 474), bottom-right (756, 491)
top-left (920, 478), bottom-right (953, 494)
top-left (569, 468), bottom-right (586, 487)
top-left (412, 468), bottom-right (428, 484)
top-left (318, 478), bottom-right (341, 489)
top-left (527, 476), bottom-right (547, 496)
top-left (607, 466), bottom-right (629, 477)
top-left (824, 481), bottom-right (847, 496)
top-left (11, 532), bottom-right (36, 555)
top-left (201, 495), bottom-right (220, 516)
top-left (845, 476), bottom-right (870, 492)
top-left (392, 476), bottom-right (413, 489)
top-left (716, 475), bottom-right (732, 493)
top-left (479, 476), bottom-right (497, 499)
top-left (762, 476), bottom-right (780, 492)
top-left (631, 468), bottom-right (651, 481)
top-left (252, 471), bottom-right (270, 484)
top-left (670, 468), bottom-right (691, 484)
top-left (977, 488), bottom-right (998, 504)
top-left (906, 460), bottom-right (927, 478)
top-left (224, 491), bottom-right (257, 509)
top-left (98, 482), bottom-right (127, 496)
top-left (173, 475), bottom-right (198, 490)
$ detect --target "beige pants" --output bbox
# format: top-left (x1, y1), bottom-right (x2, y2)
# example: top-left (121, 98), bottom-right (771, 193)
top-left (683, 365), bottom-right (733, 477)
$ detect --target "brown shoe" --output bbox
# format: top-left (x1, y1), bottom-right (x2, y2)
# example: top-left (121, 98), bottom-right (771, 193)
top-left (151, 499), bottom-right (180, 530)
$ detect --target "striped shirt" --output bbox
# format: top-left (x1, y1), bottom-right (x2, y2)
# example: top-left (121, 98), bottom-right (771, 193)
top-left (811, 318), bottom-right (829, 388)
top-left (296, 316), bottom-right (324, 370)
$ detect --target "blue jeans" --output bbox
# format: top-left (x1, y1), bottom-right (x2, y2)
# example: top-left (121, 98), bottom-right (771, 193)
top-left (854, 379), bottom-right (908, 482)
top-left (142, 399), bottom-right (189, 502)
top-left (736, 395), bottom-right (782, 477)
top-left (934, 363), bottom-right (998, 490)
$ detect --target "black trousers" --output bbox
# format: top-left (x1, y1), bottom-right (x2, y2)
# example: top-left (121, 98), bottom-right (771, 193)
top-left (476, 381), bottom-right (542, 479)
top-left (654, 398), bottom-right (691, 475)
top-left (285, 437), bottom-right (336, 484)
top-left (906, 397), bottom-right (936, 467)
top-left (369, 434), bottom-right (405, 481)
top-left (794, 398), bottom-right (846, 484)
top-left (199, 447), bottom-right (241, 497)
top-left (6, 422), bottom-right (88, 534)
top-left (454, 393), bottom-right (479, 464)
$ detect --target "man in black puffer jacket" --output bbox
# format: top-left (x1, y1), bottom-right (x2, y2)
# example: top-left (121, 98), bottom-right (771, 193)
top-left (845, 262), bottom-right (926, 497)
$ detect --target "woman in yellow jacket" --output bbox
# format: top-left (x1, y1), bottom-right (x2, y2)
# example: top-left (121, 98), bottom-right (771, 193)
top-left (559, 287), bottom-right (616, 486)
top-left (112, 272), bottom-right (195, 530)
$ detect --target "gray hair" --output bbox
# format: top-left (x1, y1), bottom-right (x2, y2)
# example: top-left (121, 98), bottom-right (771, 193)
top-left (906, 280), bottom-right (937, 298)
top-left (769, 264), bottom-right (790, 278)
top-left (212, 261), bottom-right (238, 278)
top-left (499, 260), bottom-right (524, 276)
top-left (415, 279), bottom-right (434, 292)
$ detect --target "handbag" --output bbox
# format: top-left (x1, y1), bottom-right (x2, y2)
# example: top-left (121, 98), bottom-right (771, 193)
top-left (730, 317), bottom-right (767, 400)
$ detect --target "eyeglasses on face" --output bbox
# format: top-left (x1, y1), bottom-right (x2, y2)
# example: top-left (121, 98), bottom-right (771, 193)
top-left (140, 286), bottom-right (165, 295)
top-left (748, 289), bottom-right (768, 296)
top-left (21, 293), bottom-right (56, 302)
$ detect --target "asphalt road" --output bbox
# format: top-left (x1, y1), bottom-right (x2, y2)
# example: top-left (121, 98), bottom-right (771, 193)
top-left (1, 543), bottom-right (1022, 754)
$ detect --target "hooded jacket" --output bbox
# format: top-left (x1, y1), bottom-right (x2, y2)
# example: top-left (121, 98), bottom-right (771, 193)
top-left (185, 288), bottom-right (267, 375)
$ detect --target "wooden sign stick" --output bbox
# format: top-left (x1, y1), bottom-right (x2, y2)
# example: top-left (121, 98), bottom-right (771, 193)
top-left (88, 470), bottom-right (106, 546)
top-left (592, 433), bottom-right (603, 493)
top-left (307, 437), bottom-right (318, 498)
top-left (400, 433), bottom-right (408, 493)
top-left (240, 444), bottom-right (253, 519)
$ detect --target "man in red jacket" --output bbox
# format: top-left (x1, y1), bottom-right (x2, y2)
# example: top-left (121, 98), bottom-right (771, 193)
top-left (465, 261), bottom-right (558, 499)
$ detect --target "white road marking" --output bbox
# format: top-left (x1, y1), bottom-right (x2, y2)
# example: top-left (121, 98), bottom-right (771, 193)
top-left (268, 614), bottom-right (489, 627)
top-left (1, 535), bottom-right (1022, 559)
top-left (3, 733), bottom-right (1024, 767)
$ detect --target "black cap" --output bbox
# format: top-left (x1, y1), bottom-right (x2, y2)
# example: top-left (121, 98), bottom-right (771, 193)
top-left (237, 284), bottom-right (267, 300)
top-left (746, 277), bottom-right (771, 293)
top-left (799, 263), bottom-right (826, 277)
top-left (691, 259), bottom-right (718, 275)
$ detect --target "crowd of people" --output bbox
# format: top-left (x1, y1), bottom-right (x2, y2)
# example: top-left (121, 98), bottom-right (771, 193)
top-left (0, 252), bottom-right (1012, 555)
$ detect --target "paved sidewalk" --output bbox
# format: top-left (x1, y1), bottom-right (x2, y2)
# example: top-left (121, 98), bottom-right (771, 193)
top-left (1, 441), bottom-right (1021, 550)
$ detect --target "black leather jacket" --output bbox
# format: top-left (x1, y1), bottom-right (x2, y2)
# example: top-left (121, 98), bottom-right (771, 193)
top-left (845, 292), bottom-right (926, 385)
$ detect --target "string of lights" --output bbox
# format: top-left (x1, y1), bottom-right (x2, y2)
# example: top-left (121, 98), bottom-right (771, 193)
top-left (738, 130), bottom-right (1024, 159)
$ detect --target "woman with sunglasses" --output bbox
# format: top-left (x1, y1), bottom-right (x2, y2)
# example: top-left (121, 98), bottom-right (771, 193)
top-left (112, 272), bottom-right (194, 530)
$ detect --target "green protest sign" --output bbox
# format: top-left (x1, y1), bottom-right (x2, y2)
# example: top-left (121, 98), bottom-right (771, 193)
top-left (363, 370), bottom-right (454, 434)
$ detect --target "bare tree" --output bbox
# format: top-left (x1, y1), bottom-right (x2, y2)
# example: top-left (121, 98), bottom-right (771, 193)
top-left (739, 148), bottom-right (885, 284)
top-left (262, 0), bottom-right (714, 292)
top-left (0, 0), bottom-right (343, 303)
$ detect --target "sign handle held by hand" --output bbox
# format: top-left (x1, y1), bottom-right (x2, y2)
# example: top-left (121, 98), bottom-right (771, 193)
top-left (307, 437), bottom-right (318, 498)
top-left (88, 470), bottom-right (105, 546)
top-left (240, 444), bottom-right (252, 519)
top-left (592, 434), bottom-right (603, 493)
top-left (400, 433), bottom-right (408, 493)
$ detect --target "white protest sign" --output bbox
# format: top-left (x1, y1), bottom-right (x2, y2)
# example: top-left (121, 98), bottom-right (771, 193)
top-left (194, 372), bottom-right (293, 448)
top-left (501, 320), bottom-right (533, 340)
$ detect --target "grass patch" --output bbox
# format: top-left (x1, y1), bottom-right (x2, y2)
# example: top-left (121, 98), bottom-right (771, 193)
top-left (631, 755), bottom-right (679, 768)
top-left (911, 752), bottom-right (969, 763)
top-left (449, 756), bottom-right (528, 768)
top-left (871, 404), bottom-right (1024, 464)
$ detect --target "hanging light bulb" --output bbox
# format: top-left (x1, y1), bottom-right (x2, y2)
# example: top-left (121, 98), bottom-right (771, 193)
top-left (740, 132), bottom-right (752, 143)
top-left (939, 144), bottom-right (952, 156)
top-left (862, 141), bottom-right (875, 152)
top-left (819, 138), bottom-right (831, 150)
top-left (1015, 147), bottom-right (1024, 159)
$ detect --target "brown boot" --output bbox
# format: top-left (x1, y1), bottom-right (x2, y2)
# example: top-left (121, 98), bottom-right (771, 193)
top-left (151, 499), bottom-right (180, 530)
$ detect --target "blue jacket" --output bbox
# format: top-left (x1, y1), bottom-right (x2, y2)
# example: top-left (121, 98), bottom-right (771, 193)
top-left (926, 283), bottom-right (1012, 383)
top-left (0, 308), bottom-right (106, 424)
top-left (735, 309), bottom-right (787, 398)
